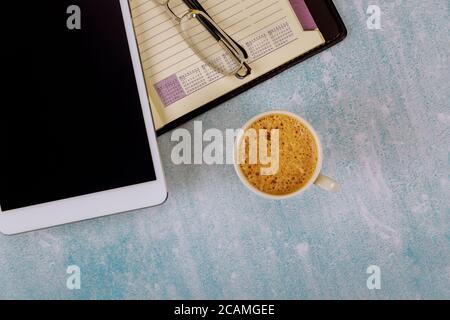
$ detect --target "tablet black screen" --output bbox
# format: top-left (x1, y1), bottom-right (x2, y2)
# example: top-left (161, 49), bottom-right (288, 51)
top-left (0, 1), bottom-right (156, 211)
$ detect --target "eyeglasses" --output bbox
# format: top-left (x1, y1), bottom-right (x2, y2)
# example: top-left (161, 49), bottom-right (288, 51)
top-left (155, 0), bottom-right (252, 79)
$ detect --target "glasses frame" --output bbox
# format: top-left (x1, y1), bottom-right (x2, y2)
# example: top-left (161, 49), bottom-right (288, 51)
top-left (157, 0), bottom-right (252, 79)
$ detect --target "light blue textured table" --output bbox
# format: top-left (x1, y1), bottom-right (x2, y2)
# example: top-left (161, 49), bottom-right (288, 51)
top-left (1, 0), bottom-right (449, 299)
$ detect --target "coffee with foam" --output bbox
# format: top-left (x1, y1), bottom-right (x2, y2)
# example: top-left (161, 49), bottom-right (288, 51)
top-left (239, 114), bottom-right (319, 196)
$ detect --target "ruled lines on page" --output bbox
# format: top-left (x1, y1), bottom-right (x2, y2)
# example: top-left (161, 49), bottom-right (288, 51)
top-left (130, 0), bottom-right (303, 108)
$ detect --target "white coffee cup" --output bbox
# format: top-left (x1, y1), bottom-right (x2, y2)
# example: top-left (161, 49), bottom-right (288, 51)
top-left (233, 111), bottom-right (339, 199)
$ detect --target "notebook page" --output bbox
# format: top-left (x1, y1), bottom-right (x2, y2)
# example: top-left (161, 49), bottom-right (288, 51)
top-left (130, 0), bottom-right (325, 129)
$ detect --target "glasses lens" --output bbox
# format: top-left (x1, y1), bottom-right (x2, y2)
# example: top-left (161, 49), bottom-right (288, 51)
top-left (180, 12), bottom-right (243, 76)
top-left (157, 0), bottom-right (188, 19)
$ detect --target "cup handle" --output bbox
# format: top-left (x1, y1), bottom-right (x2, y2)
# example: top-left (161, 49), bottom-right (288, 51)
top-left (314, 174), bottom-right (340, 193)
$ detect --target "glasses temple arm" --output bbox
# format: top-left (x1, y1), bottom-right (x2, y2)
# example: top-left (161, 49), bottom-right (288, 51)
top-left (186, 0), bottom-right (249, 59)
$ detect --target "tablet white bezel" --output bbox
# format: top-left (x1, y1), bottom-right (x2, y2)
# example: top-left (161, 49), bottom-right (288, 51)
top-left (0, 0), bottom-right (167, 235)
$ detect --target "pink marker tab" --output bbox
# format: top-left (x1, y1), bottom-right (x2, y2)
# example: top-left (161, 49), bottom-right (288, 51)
top-left (289, 0), bottom-right (317, 30)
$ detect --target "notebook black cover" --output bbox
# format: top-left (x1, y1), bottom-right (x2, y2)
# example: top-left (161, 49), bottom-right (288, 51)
top-left (156, 0), bottom-right (347, 135)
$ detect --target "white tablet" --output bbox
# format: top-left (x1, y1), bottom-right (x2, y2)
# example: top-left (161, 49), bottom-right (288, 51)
top-left (0, 0), bottom-right (167, 235)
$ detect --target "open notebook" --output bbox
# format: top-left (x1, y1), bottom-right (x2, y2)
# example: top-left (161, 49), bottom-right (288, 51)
top-left (129, 0), bottom-right (345, 133)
